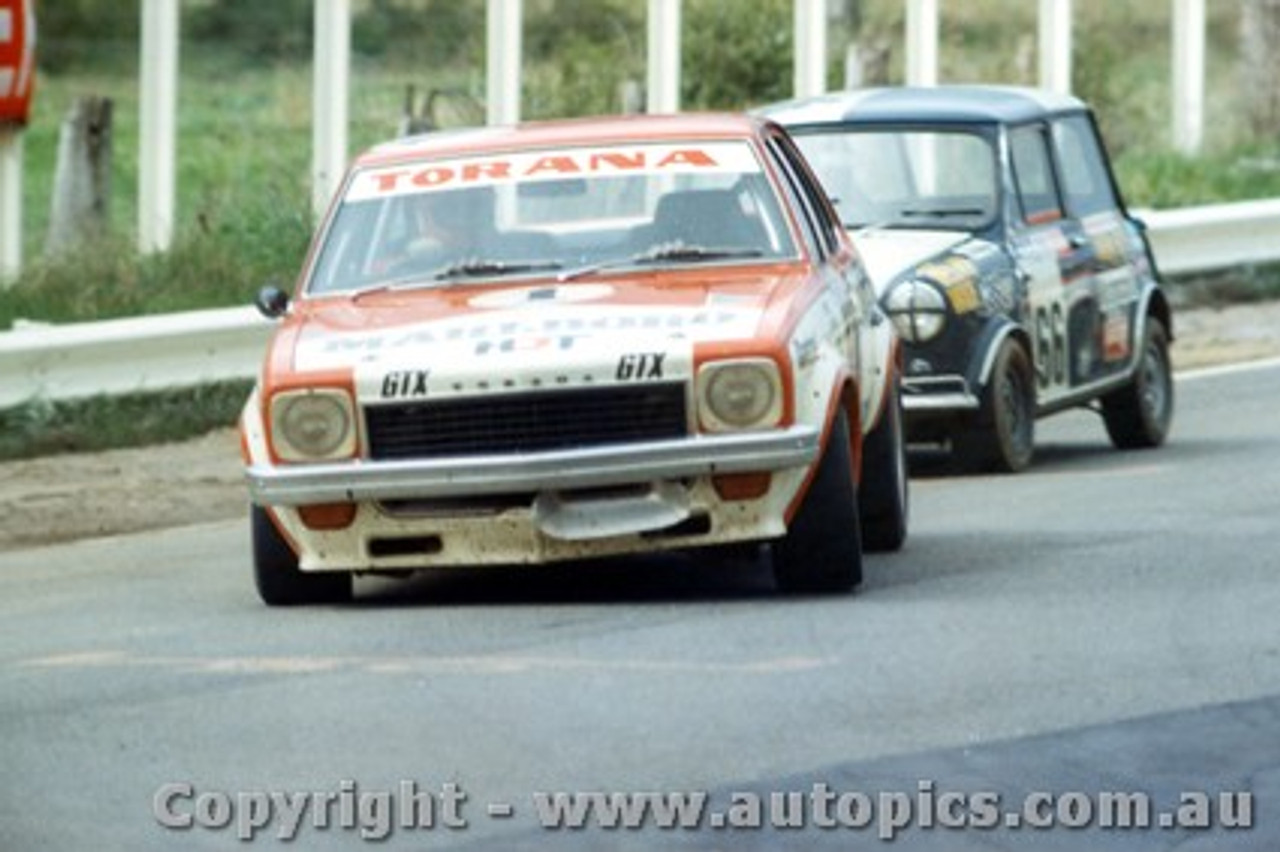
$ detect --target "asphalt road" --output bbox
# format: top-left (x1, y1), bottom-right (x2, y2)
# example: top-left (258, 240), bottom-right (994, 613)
top-left (2, 358), bottom-right (1278, 851)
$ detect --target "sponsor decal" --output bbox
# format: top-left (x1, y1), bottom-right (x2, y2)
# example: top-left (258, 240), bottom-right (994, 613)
top-left (1103, 313), bottom-right (1131, 361)
top-left (945, 279), bottom-right (982, 315)
top-left (1096, 267), bottom-right (1138, 309)
top-left (294, 305), bottom-right (763, 372)
top-left (790, 335), bottom-right (819, 368)
top-left (1090, 230), bottom-right (1129, 267)
top-left (473, 335), bottom-right (584, 356)
top-left (916, 256), bottom-right (978, 289)
top-left (918, 256), bottom-right (982, 315)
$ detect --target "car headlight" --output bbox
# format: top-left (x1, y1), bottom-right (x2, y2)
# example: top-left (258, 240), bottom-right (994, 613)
top-left (885, 279), bottom-right (948, 343)
top-left (269, 389), bottom-right (357, 462)
top-left (697, 359), bottom-right (783, 432)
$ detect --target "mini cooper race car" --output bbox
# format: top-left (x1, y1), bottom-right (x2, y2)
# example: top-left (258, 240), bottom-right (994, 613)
top-left (241, 113), bottom-right (905, 605)
top-left (762, 86), bottom-right (1173, 472)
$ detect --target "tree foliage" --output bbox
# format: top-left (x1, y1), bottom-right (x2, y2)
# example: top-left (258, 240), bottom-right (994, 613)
top-left (34, 0), bottom-right (140, 72)
top-left (352, 0), bottom-right (485, 67)
top-left (186, 0), bottom-right (314, 63)
top-left (40, 0), bottom-right (798, 112)
top-left (523, 0), bottom-right (644, 117)
top-left (682, 0), bottom-right (794, 110)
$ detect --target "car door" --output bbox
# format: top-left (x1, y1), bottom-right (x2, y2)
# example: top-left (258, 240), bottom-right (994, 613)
top-left (1007, 121), bottom-right (1103, 409)
top-left (765, 128), bottom-right (878, 427)
top-left (1049, 112), bottom-right (1144, 386)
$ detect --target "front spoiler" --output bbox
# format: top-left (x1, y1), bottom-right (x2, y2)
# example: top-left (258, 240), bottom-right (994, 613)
top-left (247, 426), bottom-right (820, 507)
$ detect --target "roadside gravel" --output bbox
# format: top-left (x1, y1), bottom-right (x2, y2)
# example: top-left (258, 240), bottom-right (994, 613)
top-left (2, 299), bottom-right (1279, 553)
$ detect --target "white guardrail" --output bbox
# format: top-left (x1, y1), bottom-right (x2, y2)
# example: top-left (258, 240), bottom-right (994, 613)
top-left (3, 199), bottom-right (1280, 409)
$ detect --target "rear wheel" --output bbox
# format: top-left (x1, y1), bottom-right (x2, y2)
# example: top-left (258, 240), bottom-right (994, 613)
top-left (859, 377), bottom-right (908, 552)
top-left (252, 505), bottom-right (352, 606)
top-left (773, 407), bottom-right (863, 594)
top-left (1102, 317), bottom-right (1173, 449)
top-left (955, 339), bottom-right (1035, 473)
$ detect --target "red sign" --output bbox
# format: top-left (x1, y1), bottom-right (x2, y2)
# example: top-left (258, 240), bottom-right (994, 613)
top-left (0, 0), bottom-right (35, 125)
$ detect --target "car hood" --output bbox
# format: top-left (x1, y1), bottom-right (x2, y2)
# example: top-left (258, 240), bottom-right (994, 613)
top-left (849, 229), bottom-right (970, 296)
top-left (280, 266), bottom-right (805, 378)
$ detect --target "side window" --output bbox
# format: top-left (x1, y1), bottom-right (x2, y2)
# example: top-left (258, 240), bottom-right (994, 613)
top-left (1051, 114), bottom-right (1120, 217)
top-left (765, 137), bottom-right (823, 259)
top-left (1010, 125), bottom-right (1064, 226)
top-left (770, 131), bottom-right (843, 254)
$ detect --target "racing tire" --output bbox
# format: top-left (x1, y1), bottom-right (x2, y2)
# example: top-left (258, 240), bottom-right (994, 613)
top-left (859, 377), bottom-right (908, 553)
top-left (252, 505), bottom-right (353, 606)
top-left (1102, 317), bottom-right (1173, 450)
top-left (772, 407), bottom-right (864, 594)
top-left (955, 339), bottom-right (1035, 473)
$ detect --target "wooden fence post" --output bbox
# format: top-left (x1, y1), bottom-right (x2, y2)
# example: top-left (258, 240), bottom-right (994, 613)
top-left (46, 96), bottom-right (113, 255)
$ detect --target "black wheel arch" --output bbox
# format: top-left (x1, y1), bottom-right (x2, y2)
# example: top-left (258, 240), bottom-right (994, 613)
top-left (1140, 285), bottom-right (1173, 343)
top-left (968, 317), bottom-right (1034, 396)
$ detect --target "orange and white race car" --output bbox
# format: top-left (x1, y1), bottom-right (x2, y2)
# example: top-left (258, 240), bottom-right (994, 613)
top-left (241, 113), bottom-right (905, 605)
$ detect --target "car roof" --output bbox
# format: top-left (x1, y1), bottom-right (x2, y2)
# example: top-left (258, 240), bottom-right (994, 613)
top-left (760, 85), bottom-right (1089, 128)
top-left (355, 112), bottom-right (773, 168)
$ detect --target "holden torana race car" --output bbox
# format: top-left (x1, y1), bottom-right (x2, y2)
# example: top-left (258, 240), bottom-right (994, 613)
top-left (761, 86), bottom-right (1174, 472)
top-left (240, 113), bottom-right (905, 605)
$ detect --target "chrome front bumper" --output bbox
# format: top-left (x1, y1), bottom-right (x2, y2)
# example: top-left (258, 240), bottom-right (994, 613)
top-left (247, 426), bottom-right (820, 507)
top-left (901, 375), bottom-right (980, 412)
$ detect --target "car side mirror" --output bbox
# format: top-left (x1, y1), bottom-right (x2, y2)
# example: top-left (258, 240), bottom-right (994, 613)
top-left (255, 284), bottom-right (290, 319)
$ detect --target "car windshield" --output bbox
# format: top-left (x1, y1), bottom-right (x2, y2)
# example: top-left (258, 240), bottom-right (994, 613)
top-left (791, 129), bottom-right (997, 231)
top-left (306, 139), bottom-right (798, 295)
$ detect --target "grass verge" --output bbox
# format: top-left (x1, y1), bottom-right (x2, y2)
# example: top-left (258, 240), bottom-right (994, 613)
top-left (0, 380), bottom-right (251, 463)
top-left (1167, 263), bottom-right (1280, 309)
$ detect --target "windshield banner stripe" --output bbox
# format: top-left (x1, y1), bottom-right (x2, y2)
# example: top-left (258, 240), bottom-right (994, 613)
top-left (345, 142), bottom-right (763, 202)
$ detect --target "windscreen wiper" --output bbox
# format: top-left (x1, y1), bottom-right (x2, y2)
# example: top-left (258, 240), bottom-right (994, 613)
top-left (557, 244), bottom-right (765, 282)
top-left (633, 244), bottom-right (764, 264)
top-left (898, 207), bottom-right (987, 219)
top-left (432, 258), bottom-right (564, 280)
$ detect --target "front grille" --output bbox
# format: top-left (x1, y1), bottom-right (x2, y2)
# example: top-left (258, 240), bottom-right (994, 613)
top-left (365, 383), bottom-right (688, 461)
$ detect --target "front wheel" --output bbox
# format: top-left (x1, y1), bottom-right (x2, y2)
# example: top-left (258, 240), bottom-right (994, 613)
top-left (772, 407), bottom-right (863, 594)
top-left (1102, 317), bottom-right (1173, 450)
top-left (859, 377), bottom-right (908, 552)
top-left (954, 339), bottom-right (1036, 473)
top-left (252, 505), bottom-right (352, 606)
